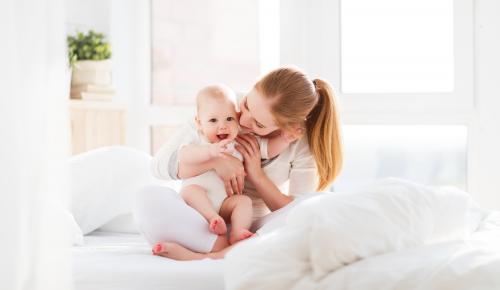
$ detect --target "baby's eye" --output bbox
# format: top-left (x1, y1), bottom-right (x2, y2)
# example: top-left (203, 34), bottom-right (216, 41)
top-left (209, 118), bottom-right (217, 123)
top-left (226, 117), bottom-right (234, 121)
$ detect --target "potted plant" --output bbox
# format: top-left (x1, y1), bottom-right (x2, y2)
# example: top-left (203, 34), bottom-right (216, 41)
top-left (68, 30), bottom-right (114, 100)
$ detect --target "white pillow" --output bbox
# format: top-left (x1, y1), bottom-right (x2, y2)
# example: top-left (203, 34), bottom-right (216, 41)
top-left (68, 146), bottom-right (154, 235)
top-left (50, 200), bottom-right (84, 246)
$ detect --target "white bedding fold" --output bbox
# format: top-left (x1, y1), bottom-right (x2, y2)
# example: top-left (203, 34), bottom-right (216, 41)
top-left (224, 178), bottom-right (485, 290)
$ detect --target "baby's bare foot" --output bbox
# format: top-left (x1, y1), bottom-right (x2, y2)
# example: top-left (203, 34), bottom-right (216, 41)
top-left (229, 228), bottom-right (254, 245)
top-left (209, 215), bottom-right (227, 235)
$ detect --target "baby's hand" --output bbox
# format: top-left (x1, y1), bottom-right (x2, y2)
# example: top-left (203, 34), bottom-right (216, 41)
top-left (209, 139), bottom-right (234, 157)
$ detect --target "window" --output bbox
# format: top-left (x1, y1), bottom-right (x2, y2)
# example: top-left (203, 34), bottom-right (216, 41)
top-left (150, 0), bottom-right (279, 153)
top-left (341, 0), bottom-right (454, 93)
top-left (334, 125), bottom-right (467, 191)
top-left (151, 0), bottom-right (261, 106)
top-left (280, 0), bottom-right (473, 191)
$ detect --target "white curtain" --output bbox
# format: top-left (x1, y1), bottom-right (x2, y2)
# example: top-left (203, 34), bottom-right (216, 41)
top-left (0, 1), bottom-right (72, 290)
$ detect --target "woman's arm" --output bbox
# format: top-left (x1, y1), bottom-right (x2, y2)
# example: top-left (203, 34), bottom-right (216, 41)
top-left (249, 170), bottom-right (293, 211)
top-left (236, 134), bottom-right (293, 211)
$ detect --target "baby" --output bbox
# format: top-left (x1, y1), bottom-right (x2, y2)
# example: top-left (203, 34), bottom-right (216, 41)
top-left (178, 84), bottom-right (293, 245)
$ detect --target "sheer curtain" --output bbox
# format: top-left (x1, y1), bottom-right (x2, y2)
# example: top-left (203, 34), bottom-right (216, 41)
top-left (0, 1), bottom-right (71, 290)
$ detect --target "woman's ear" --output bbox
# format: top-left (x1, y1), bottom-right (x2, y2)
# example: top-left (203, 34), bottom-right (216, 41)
top-left (291, 123), bottom-right (305, 137)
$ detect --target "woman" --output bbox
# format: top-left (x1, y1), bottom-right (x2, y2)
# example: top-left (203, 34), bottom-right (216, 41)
top-left (134, 66), bottom-right (343, 260)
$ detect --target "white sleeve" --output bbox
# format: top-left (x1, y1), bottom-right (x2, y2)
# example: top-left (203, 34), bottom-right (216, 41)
top-left (288, 138), bottom-right (318, 198)
top-left (256, 136), bottom-right (269, 159)
top-left (150, 122), bottom-right (199, 180)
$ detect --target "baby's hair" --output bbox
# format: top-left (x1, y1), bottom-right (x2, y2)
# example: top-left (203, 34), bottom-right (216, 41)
top-left (196, 84), bottom-right (237, 115)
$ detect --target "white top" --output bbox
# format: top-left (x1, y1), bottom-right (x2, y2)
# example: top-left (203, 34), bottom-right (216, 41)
top-left (151, 121), bottom-right (318, 218)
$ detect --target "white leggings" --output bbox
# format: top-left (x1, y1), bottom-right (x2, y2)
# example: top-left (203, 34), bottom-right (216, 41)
top-left (133, 185), bottom-right (321, 253)
top-left (133, 185), bottom-right (218, 253)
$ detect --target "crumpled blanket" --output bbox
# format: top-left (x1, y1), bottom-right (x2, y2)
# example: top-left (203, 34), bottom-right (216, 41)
top-left (224, 178), bottom-right (484, 290)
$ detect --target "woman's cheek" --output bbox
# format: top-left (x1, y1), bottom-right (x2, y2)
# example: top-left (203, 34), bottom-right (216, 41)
top-left (239, 114), bottom-right (251, 130)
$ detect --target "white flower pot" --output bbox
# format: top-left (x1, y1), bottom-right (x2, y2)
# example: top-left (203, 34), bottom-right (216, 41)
top-left (71, 60), bottom-right (112, 86)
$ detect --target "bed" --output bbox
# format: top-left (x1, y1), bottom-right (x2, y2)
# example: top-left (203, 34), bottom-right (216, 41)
top-left (68, 147), bottom-right (500, 290)
top-left (72, 213), bottom-right (500, 290)
top-left (72, 231), bottom-right (224, 290)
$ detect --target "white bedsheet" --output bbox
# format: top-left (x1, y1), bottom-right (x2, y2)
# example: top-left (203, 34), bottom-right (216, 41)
top-left (72, 231), bottom-right (224, 290)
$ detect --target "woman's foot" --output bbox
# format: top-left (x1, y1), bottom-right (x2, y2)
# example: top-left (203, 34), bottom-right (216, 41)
top-left (152, 242), bottom-right (206, 261)
top-left (209, 215), bottom-right (227, 235)
top-left (229, 228), bottom-right (254, 245)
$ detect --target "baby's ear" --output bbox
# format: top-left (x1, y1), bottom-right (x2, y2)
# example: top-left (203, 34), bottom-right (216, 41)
top-left (194, 116), bottom-right (202, 130)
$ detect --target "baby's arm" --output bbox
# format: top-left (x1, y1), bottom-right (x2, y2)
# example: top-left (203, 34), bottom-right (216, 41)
top-left (179, 139), bottom-right (232, 164)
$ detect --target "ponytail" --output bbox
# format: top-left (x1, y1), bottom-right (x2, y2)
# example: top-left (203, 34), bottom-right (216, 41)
top-left (256, 67), bottom-right (343, 191)
top-left (306, 79), bottom-right (343, 190)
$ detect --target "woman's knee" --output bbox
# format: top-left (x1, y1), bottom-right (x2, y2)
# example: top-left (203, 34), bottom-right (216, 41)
top-left (136, 185), bottom-right (178, 204)
top-left (133, 185), bottom-right (179, 221)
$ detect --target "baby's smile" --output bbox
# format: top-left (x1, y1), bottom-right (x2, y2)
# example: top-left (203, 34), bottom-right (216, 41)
top-left (216, 133), bottom-right (229, 141)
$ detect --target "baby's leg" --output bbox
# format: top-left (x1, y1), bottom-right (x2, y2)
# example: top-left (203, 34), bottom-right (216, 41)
top-left (180, 185), bottom-right (227, 235)
top-left (219, 195), bottom-right (254, 244)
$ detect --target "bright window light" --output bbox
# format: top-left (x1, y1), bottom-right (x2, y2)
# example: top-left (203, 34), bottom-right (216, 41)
top-left (341, 0), bottom-right (454, 93)
top-left (334, 125), bottom-right (467, 192)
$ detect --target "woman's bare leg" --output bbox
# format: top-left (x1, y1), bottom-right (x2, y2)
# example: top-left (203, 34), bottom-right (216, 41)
top-left (153, 234), bottom-right (235, 260)
top-left (180, 185), bottom-right (227, 235)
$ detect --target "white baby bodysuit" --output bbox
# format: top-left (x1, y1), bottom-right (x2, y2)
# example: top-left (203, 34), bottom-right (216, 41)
top-left (181, 133), bottom-right (268, 212)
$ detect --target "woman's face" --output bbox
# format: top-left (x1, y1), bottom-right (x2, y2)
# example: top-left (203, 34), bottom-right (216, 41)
top-left (239, 88), bottom-right (279, 136)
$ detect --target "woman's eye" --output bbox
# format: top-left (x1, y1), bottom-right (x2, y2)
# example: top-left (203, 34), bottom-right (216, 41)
top-left (256, 122), bottom-right (264, 129)
top-left (209, 118), bottom-right (217, 123)
top-left (226, 117), bottom-right (234, 121)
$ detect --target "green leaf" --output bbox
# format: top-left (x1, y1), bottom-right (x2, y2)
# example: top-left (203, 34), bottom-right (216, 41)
top-left (66, 29), bottom-right (112, 63)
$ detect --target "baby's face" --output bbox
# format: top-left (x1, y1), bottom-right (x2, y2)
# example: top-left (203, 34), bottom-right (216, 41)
top-left (197, 98), bottom-right (239, 143)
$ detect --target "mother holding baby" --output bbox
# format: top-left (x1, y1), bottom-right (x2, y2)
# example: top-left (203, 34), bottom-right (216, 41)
top-left (134, 66), bottom-right (343, 260)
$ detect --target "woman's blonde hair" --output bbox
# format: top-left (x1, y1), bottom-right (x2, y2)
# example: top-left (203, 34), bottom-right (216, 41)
top-left (255, 67), bottom-right (343, 191)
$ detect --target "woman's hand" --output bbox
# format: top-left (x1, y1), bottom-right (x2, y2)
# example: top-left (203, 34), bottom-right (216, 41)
top-left (212, 154), bottom-right (245, 196)
top-left (235, 134), bottom-right (265, 184)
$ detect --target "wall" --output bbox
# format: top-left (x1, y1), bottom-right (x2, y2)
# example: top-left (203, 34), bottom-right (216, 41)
top-left (66, 0), bottom-right (110, 34)
top-left (66, 0), bottom-right (151, 152)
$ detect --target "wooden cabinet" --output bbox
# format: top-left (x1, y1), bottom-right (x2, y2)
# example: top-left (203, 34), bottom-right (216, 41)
top-left (69, 100), bottom-right (126, 155)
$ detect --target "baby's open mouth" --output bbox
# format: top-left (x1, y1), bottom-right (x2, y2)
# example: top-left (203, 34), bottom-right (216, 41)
top-left (217, 134), bottom-right (229, 140)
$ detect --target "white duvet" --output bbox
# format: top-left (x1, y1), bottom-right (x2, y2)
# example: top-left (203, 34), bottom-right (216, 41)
top-left (224, 178), bottom-right (500, 290)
